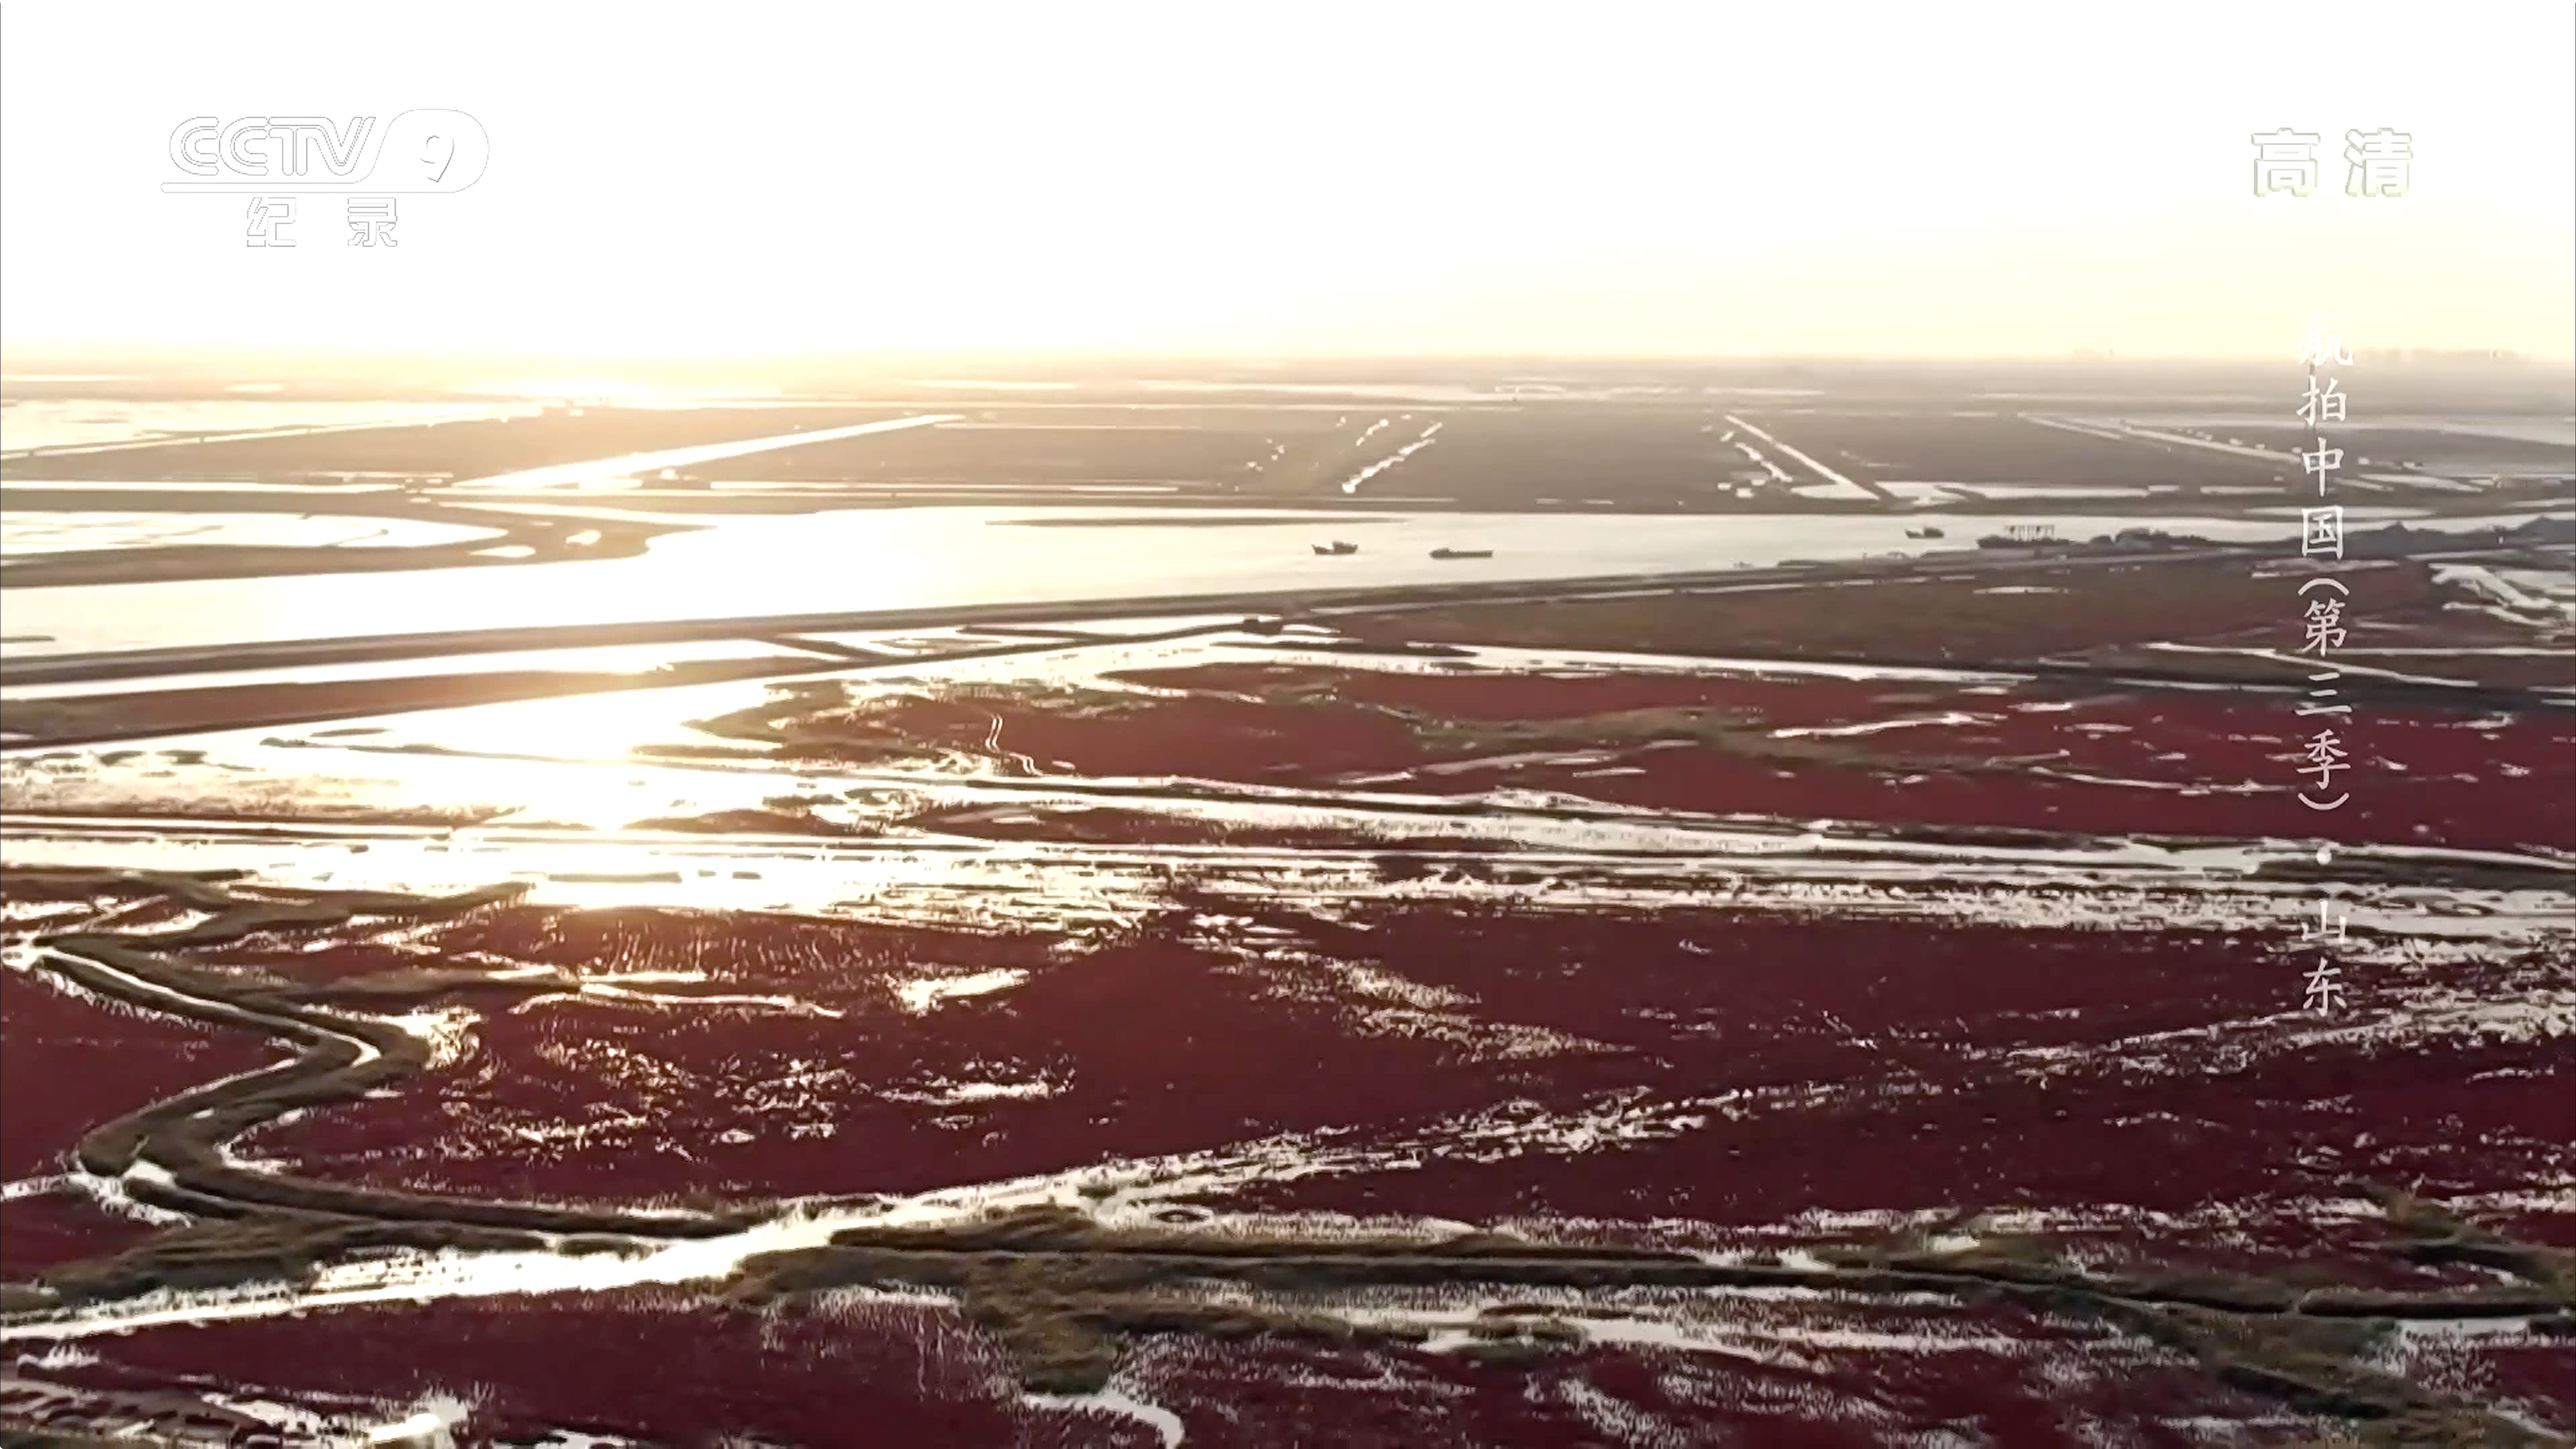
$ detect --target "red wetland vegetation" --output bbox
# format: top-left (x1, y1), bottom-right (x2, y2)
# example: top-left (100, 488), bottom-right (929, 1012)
top-left (4, 546), bottom-right (2569, 1445)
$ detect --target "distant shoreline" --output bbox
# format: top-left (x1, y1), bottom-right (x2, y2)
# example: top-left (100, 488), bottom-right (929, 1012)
top-left (992, 514), bottom-right (1399, 529)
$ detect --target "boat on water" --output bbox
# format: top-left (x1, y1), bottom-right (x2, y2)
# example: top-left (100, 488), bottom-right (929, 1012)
top-left (1311, 540), bottom-right (1359, 555)
top-left (1905, 526), bottom-right (1946, 539)
top-left (1978, 523), bottom-right (2060, 550)
top-left (1428, 547), bottom-right (1492, 560)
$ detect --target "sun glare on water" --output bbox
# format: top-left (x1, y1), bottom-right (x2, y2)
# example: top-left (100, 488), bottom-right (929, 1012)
top-left (451, 378), bottom-right (784, 407)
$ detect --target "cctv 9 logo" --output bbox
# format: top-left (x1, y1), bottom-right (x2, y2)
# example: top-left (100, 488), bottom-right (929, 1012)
top-left (165, 109), bottom-right (489, 193)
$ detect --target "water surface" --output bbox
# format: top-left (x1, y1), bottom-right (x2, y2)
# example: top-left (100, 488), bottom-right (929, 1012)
top-left (0, 506), bottom-right (2549, 659)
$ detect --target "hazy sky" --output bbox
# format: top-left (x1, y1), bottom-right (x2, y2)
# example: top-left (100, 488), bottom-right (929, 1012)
top-left (3, 2), bottom-right (2570, 361)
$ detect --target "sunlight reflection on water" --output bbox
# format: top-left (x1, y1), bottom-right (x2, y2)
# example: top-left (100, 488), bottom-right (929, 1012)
top-left (13, 506), bottom-right (2530, 659)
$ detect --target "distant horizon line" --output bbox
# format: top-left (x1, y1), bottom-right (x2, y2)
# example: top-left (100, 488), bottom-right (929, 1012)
top-left (4, 346), bottom-right (2568, 371)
